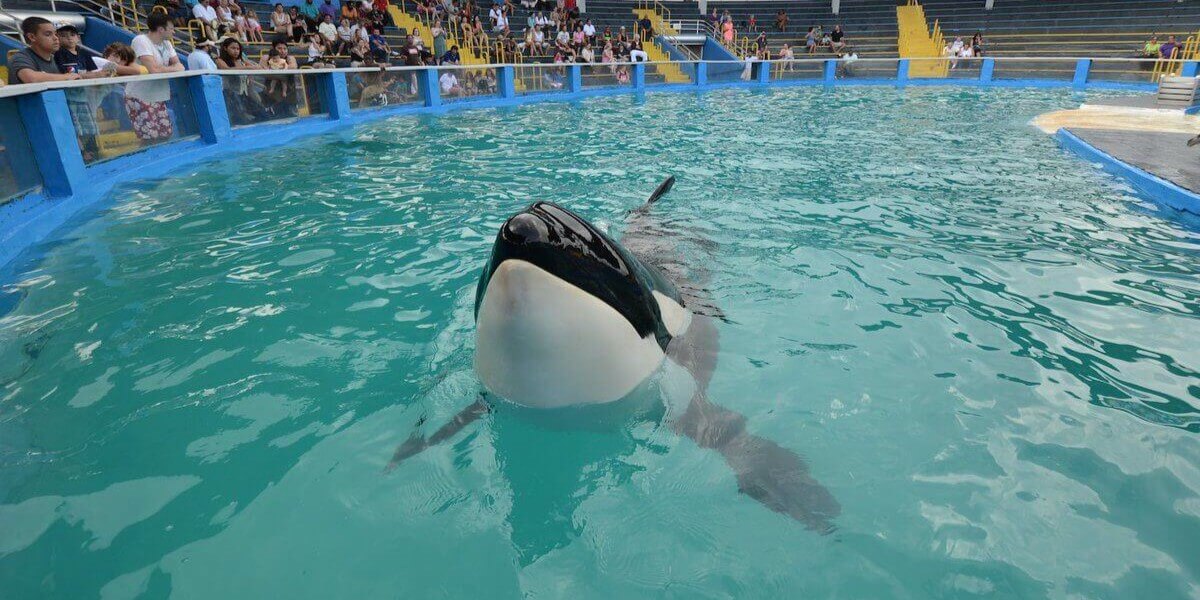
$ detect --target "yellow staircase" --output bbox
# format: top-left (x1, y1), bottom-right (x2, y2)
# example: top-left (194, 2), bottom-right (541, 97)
top-left (632, 5), bottom-right (698, 82)
top-left (897, 0), bottom-right (947, 78)
top-left (388, 5), bottom-right (487, 65)
top-left (1152, 32), bottom-right (1199, 81)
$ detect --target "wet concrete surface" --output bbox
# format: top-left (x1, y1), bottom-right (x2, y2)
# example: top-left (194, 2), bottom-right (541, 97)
top-left (1067, 128), bottom-right (1200, 193)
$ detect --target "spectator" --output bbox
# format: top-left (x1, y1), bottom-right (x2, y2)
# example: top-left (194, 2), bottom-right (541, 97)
top-left (100, 42), bottom-right (146, 76)
top-left (243, 10), bottom-right (265, 43)
top-left (638, 15), bottom-right (652, 41)
top-left (747, 14), bottom-right (756, 32)
top-left (306, 33), bottom-right (332, 66)
top-left (432, 19), bottom-right (447, 60)
top-left (755, 32), bottom-right (768, 59)
top-left (216, 0), bottom-right (238, 38)
top-left (369, 27), bottom-right (391, 61)
top-left (441, 44), bottom-right (460, 65)
top-left (126, 14), bottom-right (184, 141)
top-left (299, 0), bottom-right (320, 29)
top-left (51, 24), bottom-right (113, 160)
top-left (288, 6), bottom-right (310, 42)
top-left (53, 24), bottom-right (107, 78)
top-left (318, 14), bottom-right (338, 47)
top-left (775, 10), bottom-right (787, 32)
top-left (579, 42), bottom-right (593, 62)
top-left (193, 0), bottom-right (220, 40)
top-left (721, 19), bottom-right (733, 45)
top-left (214, 37), bottom-right (269, 123)
top-left (318, 0), bottom-right (337, 22)
top-left (777, 42), bottom-right (793, 72)
top-left (583, 19), bottom-right (595, 39)
top-left (439, 69), bottom-right (464, 96)
top-left (270, 4), bottom-right (292, 40)
top-left (1161, 35), bottom-right (1180, 59)
top-left (601, 40), bottom-right (613, 67)
top-left (617, 25), bottom-right (629, 44)
top-left (971, 31), bottom-right (984, 57)
top-left (602, 25), bottom-right (611, 43)
top-left (573, 23), bottom-right (584, 46)
top-left (830, 25), bottom-right (844, 51)
top-left (187, 38), bottom-right (219, 69)
top-left (1140, 35), bottom-right (1161, 58)
top-left (629, 38), bottom-right (647, 62)
top-left (341, 1), bottom-right (360, 23)
top-left (259, 39), bottom-right (297, 114)
top-left (336, 18), bottom-right (356, 54)
top-left (489, 3), bottom-right (507, 32)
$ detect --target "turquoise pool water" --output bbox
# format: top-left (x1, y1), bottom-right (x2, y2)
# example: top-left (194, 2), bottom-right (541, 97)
top-left (1, 86), bottom-right (1199, 598)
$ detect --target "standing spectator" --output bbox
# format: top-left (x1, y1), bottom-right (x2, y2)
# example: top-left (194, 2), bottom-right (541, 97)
top-left (193, 0), bottom-right (220, 40)
top-left (432, 19), bottom-right (448, 60)
top-left (747, 14), bottom-right (756, 32)
top-left (270, 3), bottom-right (292, 40)
top-left (805, 26), bottom-right (816, 54)
top-left (971, 31), bottom-right (984, 56)
top-left (187, 38), bottom-right (219, 69)
top-left (1161, 35), bottom-right (1181, 59)
top-left (214, 37), bottom-right (269, 123)
top-left (54, 24), bottom-right (112, 161)
top-left (53, 24), bottom-right (107, 77)
top-left (638, 15), bottom-right (652, 42)
top-left (754, 31), bottom-right (768, 59)
top-left (126, 14), bottom-right (184, 141)
top-left (775, 10), bottom-right (787, 32)
top-left (318, 0), bottom-right (337, 22)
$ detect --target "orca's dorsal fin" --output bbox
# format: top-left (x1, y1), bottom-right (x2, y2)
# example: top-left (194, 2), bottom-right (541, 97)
top-left (646, 175), bottom-right (676, 205)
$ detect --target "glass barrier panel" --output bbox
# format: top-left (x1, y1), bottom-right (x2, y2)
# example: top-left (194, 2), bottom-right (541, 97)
top-left (834, 58), bottom-right (897, 80)
top-left (905, 57), bottom-right (978, 80)
top-left (222, 73), bottom-right (327, 127)
top-left (66, 77), bottom-right (200, 165)
top-left (348, 68), bottom-right (425, 110)
top-left (772, 59), bottom-right (824, 81)
top-left (706, 60), bottom-right (748, 84)
top-left (438, 66), bottom-right (499, 102)
top-left (645, 61), bottom-right (690, 85)
top-left (993, 59), bottom-right (1077, 81)
top-left (1088, 60), bottom-right (1157, 84)
top-left (0, 97), bottom-right (43, 203)
top-left (515, 64), bottom-right (570, 95)
top-left (582, 62), bottom-right (633, 89)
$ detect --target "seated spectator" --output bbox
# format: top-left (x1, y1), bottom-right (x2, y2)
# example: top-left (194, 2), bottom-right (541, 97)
top-left (298, 0), bottom-right (319, 28)
top-left (805, 26), bottom-right (816, 54)
top-left (602, 25), bottom-right (611, 43)
top-left (573, 23), bottom-right (584, 46)
top-left (369, 27), bottom-right (391, 61)
top-left (193, 0), bottom-right (220, 41)
top-left (579, 42), bottom-right (593, 63)
top-left (187, 38), bottom-right (219, 69)
top-left (288, 6), bottom-right (310, 42)
top-left (601, 40), bottom-right (614, 67)
top-left (216, 0), bottom-right (238, 37)
top-left (1161, 35), bottom-right (1180, 59)
top-left (318, 0), bottom-right (337, 23)
top-left (830, 25), bottom-right (845, 52)
top-left (775, 10), bottom-right (787, 32)
top-left (270, 4), bottom-right (292, 40)
top-left (439, 70), bottom-right (464, 96)
top-left (520, 0), bottom-right (535, 8)
top-left (629, 38), bottom-right (647, 62)
top-left (777, 42), bottom-right (794, 71)
top-left (341, 1), bottom-right (360, 23)
top-left (126, 14), bottom-right (185, 140)
top-left (441, 44), bottom-right (460, 65)
top-left (318, 14), bottom-right (338, 48)
top-left (617, 25), bottom-right (629, 44)
top-left (971, 31), bottom-right (984, 57)
top-left (336, 18), bottom-right (355, 53)
top-left (259, 39), bottom-right (297, 114)
top-left (243, 10), bottom-right (264, 43)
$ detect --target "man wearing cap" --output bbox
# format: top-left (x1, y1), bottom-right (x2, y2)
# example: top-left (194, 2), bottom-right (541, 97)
top-left (9, 16), bottom-right (82, 84)
top-left (187, 38), bottom-right (219, 70)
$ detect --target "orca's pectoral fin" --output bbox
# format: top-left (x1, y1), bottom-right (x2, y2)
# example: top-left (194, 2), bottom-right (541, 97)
top-left (676, 394), bottom-right (840, 533)
top-left (385, 395), bottom-right (491, 473)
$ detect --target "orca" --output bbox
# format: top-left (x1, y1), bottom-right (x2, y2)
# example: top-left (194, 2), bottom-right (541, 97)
top-left (390, 180), bottom-right (841, 532)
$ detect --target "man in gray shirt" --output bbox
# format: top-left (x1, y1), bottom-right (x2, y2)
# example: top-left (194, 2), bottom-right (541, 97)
top-left (9, 16), bottom-right (82, 84)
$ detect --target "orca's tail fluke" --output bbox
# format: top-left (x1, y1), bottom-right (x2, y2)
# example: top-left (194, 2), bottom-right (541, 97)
top-left (646, 175), bottom-right (676, 205)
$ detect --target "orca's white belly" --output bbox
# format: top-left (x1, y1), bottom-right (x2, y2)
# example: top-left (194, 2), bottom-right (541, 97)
top-left (474, 259), bottom-right (669, 408)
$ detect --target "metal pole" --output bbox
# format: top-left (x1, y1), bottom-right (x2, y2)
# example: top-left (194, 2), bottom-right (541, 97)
top-left (831, 0), bottom-right (840, 15)
top-left (985, 0), bottom-right (994, 10)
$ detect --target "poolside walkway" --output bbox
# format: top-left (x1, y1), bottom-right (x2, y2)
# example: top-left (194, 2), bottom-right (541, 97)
top-left (1064, 128), bottom-right (1200, 194)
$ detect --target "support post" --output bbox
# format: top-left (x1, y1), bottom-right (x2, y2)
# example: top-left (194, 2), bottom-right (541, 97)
top-left (16, 89), bottom-right (86, 198)
top-left (316, 71), bottom-right (353, 119)
top-left (757, 60), bottom-right (771, 83)
top-left (420, 67), bottom-right (440, 107)
top-left (824, 59), bottom-right (837, 82)
top-left (499, 65), bottom-right (516, 98)
top-left (1182, 61), bottom-right (1199, 77)
top-left (633, 62), bottom-right (645, 89)
top-left (1072, 58), bottom-right (1090, 89)
top-left (897, 59), bottom-right (909, 85)
top-left (831, 0), bottom-right (840, 15)
top-left (695, 62), bottom-right (707, 86)
top-left (187, 74), bottom-right (231, 143)
top-left (980, 57), bottom-right (995, 83)
top-left (568, 64), bottom-right (582, 92)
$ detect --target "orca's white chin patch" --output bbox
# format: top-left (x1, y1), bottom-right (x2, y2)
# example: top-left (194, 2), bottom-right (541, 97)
top-left (474, 259), bottom-right (667, 408)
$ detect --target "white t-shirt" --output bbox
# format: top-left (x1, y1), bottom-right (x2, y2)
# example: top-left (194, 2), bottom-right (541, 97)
top-left (439, 72), bottom-right (458, 92)
top-left (127, 34), bottom-right (178, 103)
top-left (583, 23), bottom-right (595, 36)
top-left (193, 3), bottom-right (217, 22)
top-left (489, 7), bottom-right (501, 22)
top-left (187, 49), bottom-right (217, 70)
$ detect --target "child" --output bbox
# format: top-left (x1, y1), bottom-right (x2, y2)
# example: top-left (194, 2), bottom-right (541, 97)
top-left (244, 10), bottom-right (264, 43)
top-left (264, 48), bottom-right (290, 99)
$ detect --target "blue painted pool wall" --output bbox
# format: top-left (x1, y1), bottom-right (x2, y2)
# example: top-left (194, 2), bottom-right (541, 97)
top-left (0, 64), bottom-right (1176, 272)
top-left (1056, 129), bottom-right (1200, 217)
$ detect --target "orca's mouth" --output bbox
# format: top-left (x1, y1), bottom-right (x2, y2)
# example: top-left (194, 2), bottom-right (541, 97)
top-left (474, 202), bottom-right (668, 347)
